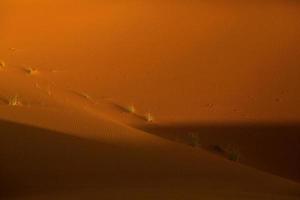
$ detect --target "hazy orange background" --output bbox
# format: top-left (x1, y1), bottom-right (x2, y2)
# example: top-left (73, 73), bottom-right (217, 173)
top-left (1, 0), bottom-right (300, 124)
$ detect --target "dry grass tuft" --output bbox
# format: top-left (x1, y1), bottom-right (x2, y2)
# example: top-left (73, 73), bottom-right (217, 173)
top-left (188, 132), bottom-right (201, 147)
top-left (207, 144), bottom-right (240, 162)
top-left (126, 105), bottom-right (136, 113)
top-left (80, 92), bottom-right (91, 100)
top-left (227, 148), bottom-right (240, 162)
top-left (8, 95), bottom-right (22, 106)
top-left (25, 67), bottom-right (38, 75)
top-left (145, 113), bottom-right (154, 122)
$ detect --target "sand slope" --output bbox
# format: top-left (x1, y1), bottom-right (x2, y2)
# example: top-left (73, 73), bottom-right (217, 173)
top-left (2, 0), bottom-right (300, 123)
top-left (1, 113), bottom-right (300, 199)
top-left (141, 123), bottom-right (300, 182)
top-left (1, 0), bottom-right (300, 199)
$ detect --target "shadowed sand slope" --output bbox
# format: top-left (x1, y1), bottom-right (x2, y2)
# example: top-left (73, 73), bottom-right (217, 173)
top-left (1, 119), bottom-right (300, 199)
top-left (140, 123), bottom-right (300, 182)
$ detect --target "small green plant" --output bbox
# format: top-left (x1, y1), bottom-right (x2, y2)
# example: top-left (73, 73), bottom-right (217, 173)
top-left (8, 95), bottom-right (22, 106)
top-left (228, 152), bottom-right (239, 161)
top-left (145, 113), bottom-right (154, 122)
top-left (208, 144), bottom-right (240, 161)
top-left (188, 132), bottom-right (201, 147)
top-left (127, 105), bottom-right (136, 113)
top-left (226, 146), bottom-right (240, 162)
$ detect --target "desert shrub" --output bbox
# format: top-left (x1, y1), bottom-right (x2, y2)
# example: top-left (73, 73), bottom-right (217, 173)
top-left (188, 132), bottom-right (201, 147)
top-left (226, 146), bottom-right (240, 162)
top-left (24, 67), bottom-right (38, 75)
top-left (126, 105), bottom-right (136, 113)
top-left (8, 95), bottom-right (21, 106)
top-left (228, 151), bottom-right (240, 161)
top-left (145, 113), bottom-right (154, 122)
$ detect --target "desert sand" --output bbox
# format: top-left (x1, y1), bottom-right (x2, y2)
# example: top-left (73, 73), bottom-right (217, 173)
top-left (1, 0), bottom-right (300, 199)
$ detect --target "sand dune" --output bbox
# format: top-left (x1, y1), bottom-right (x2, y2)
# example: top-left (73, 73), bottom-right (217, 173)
top-left (1, 0), bottom-right (300, 199)
top-left (141, 123), bottom-right (300, 182)
top-left (1, 117), bottom-right (300, 199)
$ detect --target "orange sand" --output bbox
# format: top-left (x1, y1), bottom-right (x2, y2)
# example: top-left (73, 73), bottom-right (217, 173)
top-left (1, 0), bottom-right (300, 199)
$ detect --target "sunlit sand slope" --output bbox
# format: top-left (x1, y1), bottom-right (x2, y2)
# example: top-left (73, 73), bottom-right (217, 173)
top-left (1, 0), bottom-right (300, 123)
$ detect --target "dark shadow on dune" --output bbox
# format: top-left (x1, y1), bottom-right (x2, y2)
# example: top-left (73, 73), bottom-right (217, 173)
top-left (138, 123), bottom-right (300, 182)
top-left (109, 102), bottom-right (130, 113)
top-left (0, 119), bottom-right (176, 198)
top-left (2, 119), bottom-right (300, 198)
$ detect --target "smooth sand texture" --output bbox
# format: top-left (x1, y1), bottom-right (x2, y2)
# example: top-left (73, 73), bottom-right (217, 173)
top-left (141, 123), bottom-right (300, 182)
top-left (1, 108), bottom-right (300, 200)
top-left (1, 0), bottom-right (300, 199)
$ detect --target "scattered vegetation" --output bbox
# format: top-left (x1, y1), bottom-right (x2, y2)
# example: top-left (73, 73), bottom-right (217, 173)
top-left (205, 144), bottom-right (240, 162)
top-left (145, 113), bottom-right (154, 122)
top-left (24, 67), bottom-right (38, 75)
top-left (126, 105), bottom-right (136, 113)
top-left (226, 147), bottom-right (240, 162)
top-left (188, 132), bottom-right (201, 147)
top-left (78, 92), bottom-right (91, 100)
top-left (210, 144), bottom-right (225, 153)
top-left (8, 95), bottom-right (22, 106)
